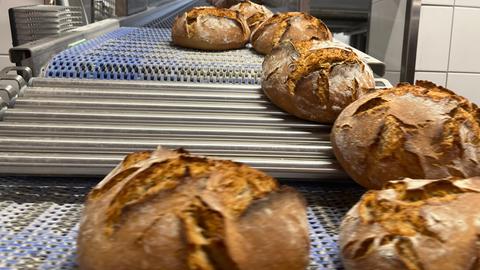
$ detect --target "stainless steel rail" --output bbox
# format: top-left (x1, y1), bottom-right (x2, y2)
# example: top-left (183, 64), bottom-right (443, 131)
top-left (400, 0), bottom-right (421, 83)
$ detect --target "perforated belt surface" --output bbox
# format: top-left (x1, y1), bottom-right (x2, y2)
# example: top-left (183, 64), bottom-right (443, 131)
top-left (43, 27), bottom-right (264, 84)
top-left (42, 0), bottom-right (384, 84)
top-left (0, 176), bottom-right (363, 270)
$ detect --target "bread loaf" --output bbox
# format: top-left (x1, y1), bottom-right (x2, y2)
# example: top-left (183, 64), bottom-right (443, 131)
top-left (262, 40), bottom-right (375, 123)
top-left (251, 12), bottom-right (332, 55)
top-left (331, 81), bottom-right (480, 189)
top-left (230, 1), bottom-right (273, 32)
top-left (340, 177), bottom-right (480, 270)
top-left (172, 7), bottom-right (250, 51)
top-left (77, 148), bottom-right (309, 270)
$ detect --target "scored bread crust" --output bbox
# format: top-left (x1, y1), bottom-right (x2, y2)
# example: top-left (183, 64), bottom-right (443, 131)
top-left (251, 12), bottom-right (332, 55)
top-left (172, 7), bottom-right (250, 51)
top-left (262, 39), bottom-right (375, 123)
top-left (331, 81), bottom-right (480, 189)
top-left (340, 177), bottom-right (480, 270)
top-left (77, 148), bottom-right (310, 270)
top-left (229, 0), bottom-right (273, 32)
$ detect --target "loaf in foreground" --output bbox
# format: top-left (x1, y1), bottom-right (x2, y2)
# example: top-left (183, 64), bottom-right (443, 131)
top-left (340, 177), bottom-right (480, 270)
top-left (262, 40), bottom-right (375, 123)
top-left (172, 7), bottom-right (250, 51)
top-left (251, 12), bottom-right (332, 55)
top-left (331, 81), bottom-right (480, 189)
top-left (77, 148), bottom-right (309, 270)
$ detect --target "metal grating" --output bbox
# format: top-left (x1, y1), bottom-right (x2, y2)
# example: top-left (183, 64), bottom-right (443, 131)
top-left (9, 5), bottom-right (86, 46)
top-left (42, 0), bottom-right (385, 83)
top-left (44, 27), bottom-right (264, 84)
top-left (0, 176), bottom-right (364, 270)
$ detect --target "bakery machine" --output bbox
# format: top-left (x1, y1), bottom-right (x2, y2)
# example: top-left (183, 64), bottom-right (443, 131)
top-left (1, 1), bottom-right (393, 269)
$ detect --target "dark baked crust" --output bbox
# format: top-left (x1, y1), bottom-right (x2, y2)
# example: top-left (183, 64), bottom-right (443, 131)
top-left (331, 81), bottom-right (480, 189)
top-left (251, 12), bottom-right (332, 55)
top-left (172, 7), bottom-right (250, 51)
top-left (262, 39), bottom-right (375, 123)
top-left (77, 148), bottom-right (309, 270)
top-left (230, 0), bottom-right (273, 31)
top-left (340, 177), bottom-right (480, 270)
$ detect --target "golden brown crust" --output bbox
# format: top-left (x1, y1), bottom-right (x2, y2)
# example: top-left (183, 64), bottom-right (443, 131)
top-left (340, 177), bottom-right (480, 270)
top-left (262, 39), bottom-right (375, 123)
top-left (186, 6), bottom-right (241, 22)
top-left (229, 0), bottom-right (273, 31)
top-left (77, 148), bottom-right (309, 270)
top-left (331, 81), bottom-right (480, 189)
top-left (286, 41), bottom-right (360, 93)
top-left (172, 7), bottom-right (250, 51)
top-left (251, 12), bottom-right (332, 55)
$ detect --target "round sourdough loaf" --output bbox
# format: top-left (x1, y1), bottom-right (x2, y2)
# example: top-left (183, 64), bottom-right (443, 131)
top-left (172, 7), bottom-right (250, 51)
top-left (262, 40), bottom-right (375, 123)
top-left (77, 148), bottom-right (310, 270)
top-left (340, 177), bottom-right (480, 270)
top-left (251, 12), bottom-right (332, 55)
top-left (230, 1), bottom-right (273, 32)
top-left (331, 81), bottom-right (480, 189)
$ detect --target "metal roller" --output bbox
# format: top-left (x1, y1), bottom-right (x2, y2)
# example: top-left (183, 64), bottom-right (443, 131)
top-left (0, 122), bottom-right (329, 140)
top-left (0, 77), bottom-right (391, 179)
top-left (13, 97), bottom-right (281, 113)
top-left (0, 152), bottom-right (343, 178)
top-left (2, 109), bottom-right (323, 128)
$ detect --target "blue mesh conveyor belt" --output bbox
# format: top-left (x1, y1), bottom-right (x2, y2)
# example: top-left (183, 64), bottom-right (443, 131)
top-left (0, 176), bottom-right (364, 270)
top-left (41, 0), bottom-right (384, 83)
top-left (43, 27), bottom-right (263, 84)
top-left (43, 0), bottom-right (264, 84)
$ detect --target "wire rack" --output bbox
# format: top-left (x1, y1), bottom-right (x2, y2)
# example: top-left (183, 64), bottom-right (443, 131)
top-left (0, 176), bottom-right (364, 270)
top-left (43, 27), bottom-right (264, 84)
top-left (9, 5), bottom-right (86, 46)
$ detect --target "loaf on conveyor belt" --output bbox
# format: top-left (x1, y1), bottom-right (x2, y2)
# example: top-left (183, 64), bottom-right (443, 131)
top-left (0, 1), bottom-right (394, 270)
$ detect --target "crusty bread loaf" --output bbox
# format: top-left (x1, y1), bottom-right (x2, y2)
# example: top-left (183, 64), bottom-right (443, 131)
top-left (331, 81), bottom-right (480, 189)
top-left (172, 7), bottom-right (250, 51)
top-left (262, 39), bottom-right (375, 123)
top-left (340, 177), bottom-right (480, 270)
top-left (77, 148), bottom-right (309, 270)
top-left (251, 12), bottom-right (332, 55)
top-left (230, 0), bottom-right (273, 32)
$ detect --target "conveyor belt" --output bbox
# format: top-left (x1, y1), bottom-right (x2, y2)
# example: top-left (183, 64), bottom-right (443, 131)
top-left (42, 0), bottom-right (266, 83)
top-left (0, 77), bottom-right (390, 178)
top-left (41, 0), bottom-right (385, 82)
top-left (43, 27), bottom-right (263, 83)
top-left (0, 176), bottom-right (364, 270)
top-left (2, 2), bottom-right (387, 269)
top-left (42, 26), bottom-right (384, 82)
